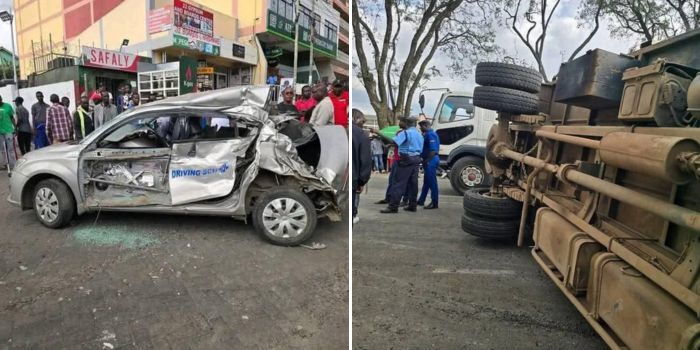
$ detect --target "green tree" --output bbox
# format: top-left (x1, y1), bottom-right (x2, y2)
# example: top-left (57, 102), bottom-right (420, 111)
top-left (353, 0), bottom-right (499, 129)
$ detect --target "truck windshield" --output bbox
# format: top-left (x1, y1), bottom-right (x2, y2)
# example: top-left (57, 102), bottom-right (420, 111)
top-left (438, 96), bottom-right (474, 123)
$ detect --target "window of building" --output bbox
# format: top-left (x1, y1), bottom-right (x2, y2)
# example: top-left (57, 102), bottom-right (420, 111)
top-left (299, 6), bottom-right (312, 29)
top-left (314, 14), bottom-right (321, 35)
top-left (138, 69), bottom-right (180, 101)
top-left (323, 21), bottom-right (337, 42)
top-left (272, 0), bottom-right (294, 21)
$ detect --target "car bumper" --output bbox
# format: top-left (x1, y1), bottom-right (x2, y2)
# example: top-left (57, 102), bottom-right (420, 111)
top-left (7, 170), bottom-right (27, 208)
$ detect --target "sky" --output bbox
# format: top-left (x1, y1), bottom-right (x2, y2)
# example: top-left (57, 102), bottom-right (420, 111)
top-left (352, 0), bottom-right (631, 118)
top-left (0, 0), bottom-right (14, 53)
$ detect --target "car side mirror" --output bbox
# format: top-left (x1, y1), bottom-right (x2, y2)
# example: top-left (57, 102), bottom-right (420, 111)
top-left (419, 95), bottom-right (425, 109)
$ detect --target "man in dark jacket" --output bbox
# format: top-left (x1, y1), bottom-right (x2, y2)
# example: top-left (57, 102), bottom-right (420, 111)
top-left (73, 95), bottom-right (95, 140)
top-left (352, 109), bottom-right (372, 224)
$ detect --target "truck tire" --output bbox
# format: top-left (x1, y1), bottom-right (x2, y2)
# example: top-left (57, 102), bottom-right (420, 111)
top-left (32, 178), bottom-right (75, 229)
top-left (461, 212), bottom-right (520, 239)
top-left (473, 86), bottom-right (539, 115)
top-left (463, 188), bottom-right (522, 219)
top-left (449, 156), bottom-right (491, 196)
top-left (475, 62), bottom-right (542, 93)
top-left (252, 188), bottom-right (317, 246)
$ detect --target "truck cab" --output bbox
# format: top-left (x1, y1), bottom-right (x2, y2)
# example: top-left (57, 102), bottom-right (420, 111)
top-left (419, 89), bottom-right (498, 195)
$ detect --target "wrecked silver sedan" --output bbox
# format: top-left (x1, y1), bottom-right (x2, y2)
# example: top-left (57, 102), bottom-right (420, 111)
top-left (7, 86), bottom-right (348, 245)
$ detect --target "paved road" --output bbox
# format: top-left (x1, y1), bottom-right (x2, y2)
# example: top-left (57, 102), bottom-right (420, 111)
top-left (352, 173), bottom-right (607, 349)
top-left (0, 173), bottom-right (348, 349)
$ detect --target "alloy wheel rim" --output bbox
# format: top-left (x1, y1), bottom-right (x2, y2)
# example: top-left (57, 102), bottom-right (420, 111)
top-left (35, 187), bottom-right (59, 223)
top-left (461, 166), bottom-right (484, 187)
top-left (262, 198), bottom-right (308, 238)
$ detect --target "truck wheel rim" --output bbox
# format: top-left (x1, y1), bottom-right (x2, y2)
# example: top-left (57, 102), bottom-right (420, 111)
top-left (262, 198), bottom-right (308, 238)
top-left (461, 166), bottom-right (484, 187)
top-left (35, 187), bottom-right (59, 223)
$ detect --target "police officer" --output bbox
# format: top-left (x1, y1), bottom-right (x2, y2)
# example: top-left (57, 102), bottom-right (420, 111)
top-left (417, 120), bottom-right (440, 209)
top-left (380, 117), bottom-right (423, 213)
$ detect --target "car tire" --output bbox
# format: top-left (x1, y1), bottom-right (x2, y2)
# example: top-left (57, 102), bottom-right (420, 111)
top-left (463, 188), bottom-right (522, 219)
top-left (475, 62), bottom-right (542, 93)
top-left (473, 86), bottom-right (539, 115)
top-left (449, 156), bottom-right (491, 196)
top-left (461, 211), bottom-right (519, 239)
top-left (252, 188), bottom-right (318, 246)
top-left (32, 178), bottom-right (75, 229)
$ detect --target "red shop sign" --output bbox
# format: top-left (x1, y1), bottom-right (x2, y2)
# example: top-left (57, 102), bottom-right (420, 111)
top-left (81, 47), bottom-right (139, 72)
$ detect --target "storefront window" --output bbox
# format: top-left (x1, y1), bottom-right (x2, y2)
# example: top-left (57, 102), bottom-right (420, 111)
top-left (138, 69), bottom-right (180, 101)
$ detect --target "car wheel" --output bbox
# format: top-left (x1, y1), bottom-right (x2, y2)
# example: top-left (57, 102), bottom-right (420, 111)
top-left (475, 62), bottom-right (542, 93)
top-left (463, 188), bottom-right (522, 219)
top-left (461, 211), bottom-right (520, 240)
top-left (252, 188), bottom-right (318, 246)
top-left (449, 156), bottom-right (491, 196)
top-left (473, 86), bottom-right (540, 115)
top-left (33, 178), bottom-right (75, 228)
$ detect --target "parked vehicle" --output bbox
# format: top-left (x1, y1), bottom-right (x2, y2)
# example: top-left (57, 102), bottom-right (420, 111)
top-left (7, 86), bottom-right (348, 246)
top-left (418, 89), bottom-right (498, 195)
top-left (464, 31), bottom-right (700, 349)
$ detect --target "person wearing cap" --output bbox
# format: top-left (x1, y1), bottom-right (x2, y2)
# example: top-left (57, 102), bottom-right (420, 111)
top-left (417, 120), bottom-right (440, 209)
top-left (309, 82), bottom-right (335, 126)
top-left (14, 96), bottom-right (32, 155)
top-left (0, 95), bottom-right (16, 168)
top-left (380, 116), bottom-right (423, 213)
top-left (329, 79), bottom-right (349, 128)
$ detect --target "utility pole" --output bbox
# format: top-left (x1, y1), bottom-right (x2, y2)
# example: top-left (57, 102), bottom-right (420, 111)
top-left (292, 0), bottom-right (300, 87)
top-left (308, 0), bottom-right (315, 86)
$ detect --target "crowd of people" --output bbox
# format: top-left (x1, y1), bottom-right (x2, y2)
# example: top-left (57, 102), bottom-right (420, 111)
top-left (275, 79), bottom-right (349, 128)
top-left (0, 82), bottom-right (143, 169)
top-left (352, 110), bottom-right (441, 224)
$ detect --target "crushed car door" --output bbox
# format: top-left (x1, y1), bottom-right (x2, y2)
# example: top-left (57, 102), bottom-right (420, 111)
top-left (81, 116), bottom-right (172, 207)
top-left (168, 115), bottom-right (249, 205)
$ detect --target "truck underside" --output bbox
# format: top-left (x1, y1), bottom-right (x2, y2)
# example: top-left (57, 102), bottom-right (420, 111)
top-left (479, 30), bottom-right (700, 349)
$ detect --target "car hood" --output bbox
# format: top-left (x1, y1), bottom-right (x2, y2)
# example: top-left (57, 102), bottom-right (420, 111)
top-left (22, 142), bottom-right (84, 161)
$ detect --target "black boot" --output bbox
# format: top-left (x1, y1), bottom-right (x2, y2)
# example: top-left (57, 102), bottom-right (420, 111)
top-left (375, 199), bottom-right (389, 205)
top-left (424, 203), bottom-right (438, 209)
top-left (403, 206), bottom-right (417, 212)
top-left (380, 207), bottom-right (398, 214)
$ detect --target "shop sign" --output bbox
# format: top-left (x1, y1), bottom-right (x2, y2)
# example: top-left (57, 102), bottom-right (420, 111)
top-left (232, 44), bottom-right (246, 59)
top-left (179, 56), bottom-right (197, 94)
top-left (266, 10), bottom-right (337, 57)
top-left (173, 33), bottom-right (221, 56)
top-left (81, 46), bottom-right (139, 72)
top-left (264, 47), bottom-right (283, 58)
top-left (148, 6), bottom-right (172, 34)
top-left (172, 0), bottom-right (220, 56)
top-left (197, 67), bottom-right (214, 75)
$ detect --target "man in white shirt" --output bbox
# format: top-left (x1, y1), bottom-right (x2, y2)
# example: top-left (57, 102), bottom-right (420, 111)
top-left (308, 82), bottom-right (335, 126)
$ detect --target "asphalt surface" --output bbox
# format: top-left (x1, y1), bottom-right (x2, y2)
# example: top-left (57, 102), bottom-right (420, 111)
top-left (0, 172), bottom-right (348, 349)
top-left (352, 173), bottom-right (607, 349)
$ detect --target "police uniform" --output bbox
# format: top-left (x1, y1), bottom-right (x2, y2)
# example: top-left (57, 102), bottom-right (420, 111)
top-left (383, 126), bottom-right (423, 211)
top-left (418, 127), bottom-right (440, 208)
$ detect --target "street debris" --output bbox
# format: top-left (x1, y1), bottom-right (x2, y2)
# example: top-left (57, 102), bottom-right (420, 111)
top-left (18, 265), bottom-right (27, 271)
top-left (73, 226), bottom-right (159, 248)
top-left (300, 242), bottom-right (327, 250)
top-left (102, 342), bottom-right (114, 349)
top-left (242, 315), bottom-right (249, 320)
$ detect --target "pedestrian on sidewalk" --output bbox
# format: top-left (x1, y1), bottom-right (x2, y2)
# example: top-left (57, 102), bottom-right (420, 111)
top-left (46, 94), bottom-right (74, 144)
top-left (417, 120), bottom-right (440, 209)
top-left (294, 85), bottom-right (316, 123)
top-left (371, 136), bottom-right (385, 173)
top-left (380, 117), bottom-right (423, 213)
top-left (0, 95), bottom-right (16, 169)
top-left (14, 96), bottom-right (32, 155)
top-left (73, 95), bottom-right (94, 141)
top-left (277, 86), bottom-right (299, 115)
top-left (93, 91), bottom-right (118, 128)
top-left (308, 82), bottom-right (334, 127)
top-left (31, 91), bottom-right (50, 149)
top-left (352, 109), bottom-right (372, 225)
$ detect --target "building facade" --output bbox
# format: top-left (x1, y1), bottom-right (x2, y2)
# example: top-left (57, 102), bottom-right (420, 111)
top-left (236, 0), bottom-right (349, 86)
top-left (13, 0), bottom-right (260, 101)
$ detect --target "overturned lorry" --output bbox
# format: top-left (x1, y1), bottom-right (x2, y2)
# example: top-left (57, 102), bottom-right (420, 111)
top-left (465, 31), bottom-right (700, 349)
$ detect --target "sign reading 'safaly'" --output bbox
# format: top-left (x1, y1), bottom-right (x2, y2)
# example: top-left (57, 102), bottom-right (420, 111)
top-left (81, 47), bottom-right (139, 72)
